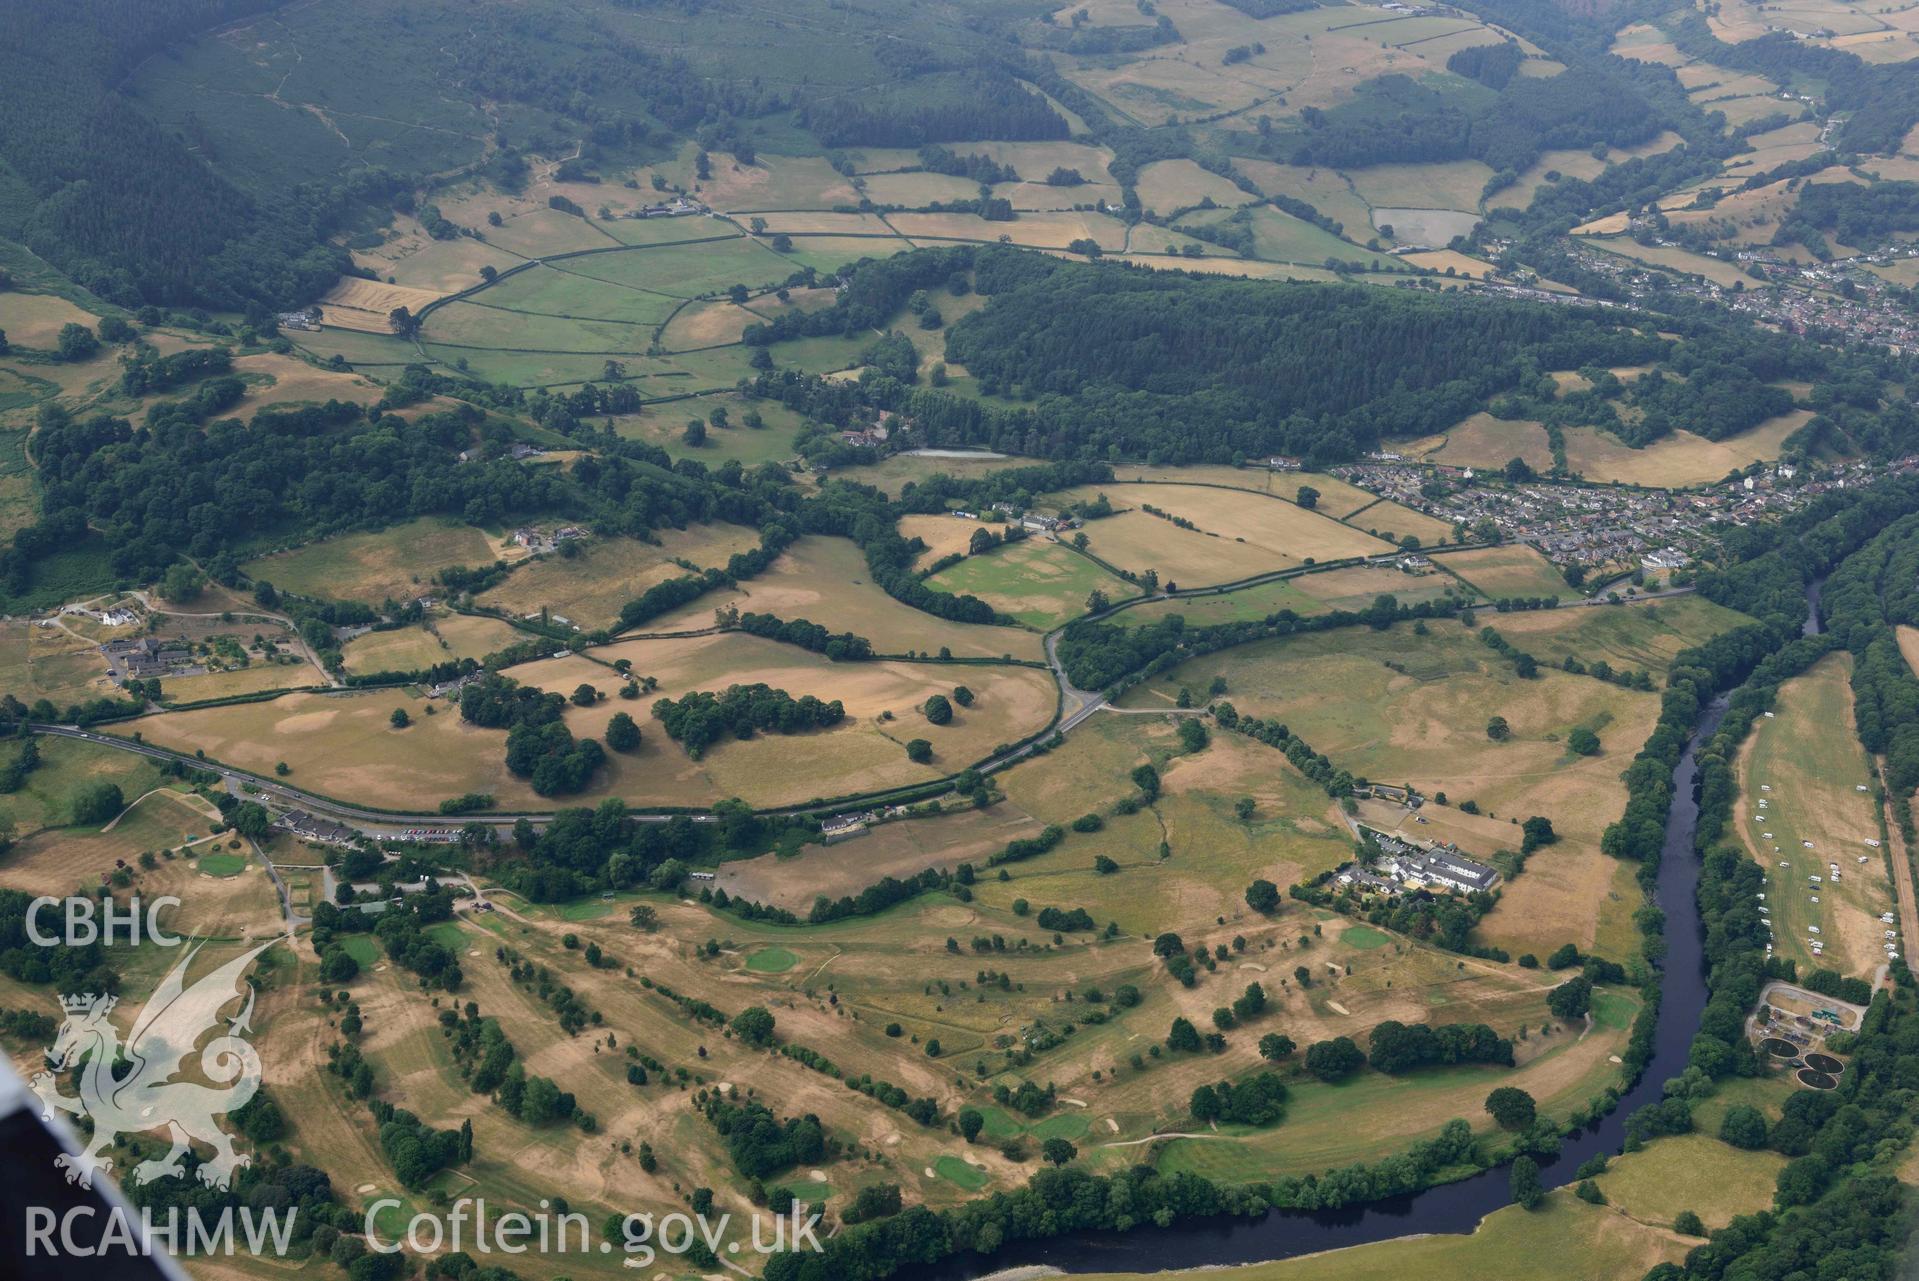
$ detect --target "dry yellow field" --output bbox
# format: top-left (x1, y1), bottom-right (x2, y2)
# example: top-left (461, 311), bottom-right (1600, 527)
top-left (715, 805), bottom-right (1047, 908)
top-left (0, 620), bottom-right (116, 705)
top-left (1289, 563), bottom-right (1466, 611)
top-left (316, 278), bottom-right (446, 335)
top-left (538, 630), bottom-right (1061, 804)
top-left (242, 521), bottom-right (516, 606)
top-left (1126, 619), bottom-right (1660, 861)
top-left (1, 790), bottom-right (279, 940)
top-left (477, 526), bottom-right (763, 629)
top-left (1586, 238), bottom-right (1755, 288)
top-left (351, 217), bottom-right (525, 293)
top-left (1735, 653), bottom-right (1894, 979)
top-left (900, 513), bottom-right (993, 570)
top-left (1134, 159), bottom-right (1257, 216)
top-left (1433, 544), bottom-right (1572, 599)
top-left (890, 209), bottom-right (1131, 250)
top-left (1561, 411), bottom-right (1813, 486)
top-left (1364, 795), bottom-right (1640, 961)
top-left (1054, 483), bottom-right (1390, 586)
top-left (1104, 465), bottom-right (1381, 518)
top-left (0, 292), bottom-right (100, 347)
top-left (858, 172), bottom-right (986, 207)
top-left (1407, 412), bottom-right (1555, 472)
top-left (638, 535), bottom-right (1045, 660)
top-left (752, 210), bottom-right (895, 235)
top-left (659, 299), bottom-right (757, 348)
top-left (119, 630), bottom-right (1056, 811)
top-left (339, 613), bottom-right (526, 674)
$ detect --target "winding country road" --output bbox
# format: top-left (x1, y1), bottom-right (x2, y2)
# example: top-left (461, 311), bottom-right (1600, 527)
top-left (35, 544), bottom-right (1691, 838)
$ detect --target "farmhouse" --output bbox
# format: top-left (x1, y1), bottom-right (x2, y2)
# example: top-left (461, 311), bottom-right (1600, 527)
top-left (275, 809), bottom-right (357, 845)
top-left (1265, 456), bottom-right (1303, 472)
top-left (101, 635), bottom-right (195, 681)
top-left (822, 811), bottom-right (875, 843)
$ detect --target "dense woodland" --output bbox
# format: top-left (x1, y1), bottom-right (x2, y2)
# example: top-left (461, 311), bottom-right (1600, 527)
top-left (752, 246), bottom-right (1881, 465)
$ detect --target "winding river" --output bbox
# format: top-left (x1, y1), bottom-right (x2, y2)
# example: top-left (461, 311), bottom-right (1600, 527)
top-left (944, 585), bottom-right (1821, 1279)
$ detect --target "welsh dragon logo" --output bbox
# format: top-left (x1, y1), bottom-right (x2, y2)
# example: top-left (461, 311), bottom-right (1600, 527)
top-left (32, 940), bottom-right (275, 1191)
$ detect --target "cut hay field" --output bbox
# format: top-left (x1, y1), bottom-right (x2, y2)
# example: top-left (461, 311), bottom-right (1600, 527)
top-left (925, 538), bottom-right (1130, 630)
top-left (1433, 544), bottom-right (1574, 600)
top-left (339, 614), bottom-right (525, 674)
top-left (242, 519), bottom-right (516, 606)
top-left (1122, 618), bottom-right (1661, 855)
top-left (318, 278), bottom-right (446, 335)
top-left (1051, 484), bottom-right (1391, 587)
top-left (636, 535), bottom-right (1046, 661)
top-left (475, 526), bottom-right (764, 629)
top-left (1735, 653), bottom-right (1893, 979)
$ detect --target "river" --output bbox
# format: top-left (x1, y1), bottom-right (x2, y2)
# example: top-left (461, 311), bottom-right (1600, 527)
top-left (943, 584), bottom-right (1821, 1279)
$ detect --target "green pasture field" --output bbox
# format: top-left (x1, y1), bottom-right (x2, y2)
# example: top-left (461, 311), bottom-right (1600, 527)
top-left (925, 539), bottom-right (1129, 630)
top-left (1178, 206), bottom-right (1392, 269)
top-left (419, 303), bottom-right (656, 354)
top-left (0, 736), bottom-right (176, 835)
top-left (558, 237), bottom-right (800, 297)
top-left (1118, 578), bottom-right (1331, 629)
top-left (615, 392), bottom-right (808, 467)
top-left (293, 329), bottom-right (424, 368)
top-left (1594, 1133), bottom-right (1787, 1230)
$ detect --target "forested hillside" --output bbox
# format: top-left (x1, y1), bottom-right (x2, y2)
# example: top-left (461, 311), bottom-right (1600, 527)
top-left (760, 248), bottom-right (1873, 466)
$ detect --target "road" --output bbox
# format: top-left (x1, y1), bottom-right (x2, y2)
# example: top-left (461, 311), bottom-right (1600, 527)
top-left (37, 556), bottom-right (1696, 842)
top-left (1874, 764), bottom-right (1919, 980)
